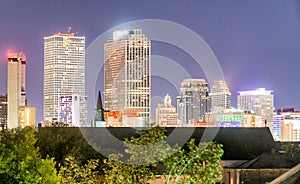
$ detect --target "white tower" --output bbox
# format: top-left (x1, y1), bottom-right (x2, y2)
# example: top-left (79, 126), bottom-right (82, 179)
top-left (44, 31), bottom-right (87, 125)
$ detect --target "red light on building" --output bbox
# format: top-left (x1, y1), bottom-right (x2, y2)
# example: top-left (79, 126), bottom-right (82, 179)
top-left (7, 51), bottom-right (17, 59)
top-left (21, 53), bottom-right (26, 62)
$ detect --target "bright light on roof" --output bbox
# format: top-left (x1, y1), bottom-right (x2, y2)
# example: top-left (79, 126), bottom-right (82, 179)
top-left (113, 30), bottom-right (129, 41)
top-left (238, 88), bottom-right (273, 96)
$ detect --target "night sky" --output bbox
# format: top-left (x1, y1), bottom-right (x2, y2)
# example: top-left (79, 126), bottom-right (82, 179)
top-left (0, 0), bottom-right (300, 123)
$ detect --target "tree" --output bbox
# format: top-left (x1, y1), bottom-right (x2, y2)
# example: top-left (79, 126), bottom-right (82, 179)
top-left (0, 127), bottom-right (60, 183)
top-left (164, 139), bottom-right (224, 184)
top-left (103, 127), bottom-right (224, 184)
top-left (103, 127), bottom-right (172, 184)
top-left (59, 156), bottom-right (103, 183)
top-left (35, 127), bottom-right (103, 168)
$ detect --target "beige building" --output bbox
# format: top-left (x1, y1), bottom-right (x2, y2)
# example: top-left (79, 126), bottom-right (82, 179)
top-left (156, 95), bottom-right (180, 127)
top-left (7, 52), bottom-right (26, 129)
top-left (19, 107), bottom-right (36, 128)
top-left (44, 31), bottom-right (87, 125)
top-left (280, 113), bottom-right (300, 141)
top-left (104, 29), bottom-right (151, 125)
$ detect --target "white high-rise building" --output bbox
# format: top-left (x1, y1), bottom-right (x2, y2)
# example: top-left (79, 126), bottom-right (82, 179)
top-left (237, 88), bottom-right (274, 136)
top-left (177, 79), bottom-right (211, 126)
top-left (156, 95), bottom-right (180, 127)
top-left (44, 31), bottom-right (87, 126)
top-left (104, 29), bottom-right (151, 125)
top-left (7, 52), bottom-right (26, 129)
top-left (209, 80), bottom-right (231, 113)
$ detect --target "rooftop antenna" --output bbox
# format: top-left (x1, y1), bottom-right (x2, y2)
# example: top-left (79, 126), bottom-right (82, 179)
top-left (67, 26), bottom-right (72, 33)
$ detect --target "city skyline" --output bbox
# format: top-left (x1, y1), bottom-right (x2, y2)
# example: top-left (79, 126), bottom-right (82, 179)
top-left (0, 1), bottom-right (300, 123)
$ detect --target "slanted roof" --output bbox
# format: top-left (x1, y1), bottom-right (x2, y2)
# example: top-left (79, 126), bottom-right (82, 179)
top-left (78, 127), bottom-right (278, 160)
top-left (230, 153), bottom-right (300, 169)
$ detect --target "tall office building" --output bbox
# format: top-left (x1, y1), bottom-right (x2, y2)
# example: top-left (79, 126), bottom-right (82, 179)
top-left (44, 31), bottom-right (87, 126)
top-left (0, 94), bottom-right (8, 130)
top-left (209, 80), bottom-right (231, 113)
top-left (7, 52), bottom-right (26, 129)
top-left (156, 95), bottom-right (180, 127)
top-left (237, 88), bottom-right (274, 135)
top-left (104, 29), bottom-right (151, 125)
top-left (177, 79), bottom-right (211, 126)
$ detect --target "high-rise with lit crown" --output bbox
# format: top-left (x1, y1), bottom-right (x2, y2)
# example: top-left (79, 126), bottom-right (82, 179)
top-left (237, 88), bottom-right (274, 136)
top-left (7, 51), bottom-right (26, 129)
top-left (104, 29), bottom-right (151, 125)
top-left (209, 80), bottom-right (231, 113)
top-left (44, 31), bottom-right (87, 126)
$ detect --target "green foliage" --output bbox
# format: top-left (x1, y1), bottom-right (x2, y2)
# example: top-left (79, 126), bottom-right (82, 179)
top-left (103, 127), bottom-right (172, 184)
top-left (103, 153), bottom-right (155, 184)
top-left (0, 127), bottom-right (60, 184)
top-left (35, 128), bottom-right (103, 168)
top-left (59, 156), bottom-right (102, 184)
top-left (164, 139), bottom-right (224, 184)
top-left (103, 127), bottom-right (224, 184)
top-left (1, 126), bottom-right (223, 184)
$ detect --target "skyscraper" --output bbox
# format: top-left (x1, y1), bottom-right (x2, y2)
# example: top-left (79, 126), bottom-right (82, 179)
top-left (209, 80), bottom-right (231, 113)
top-left (0, 94), bottom-right (8, 130)
top-left (104, 29), bottom-right (151, 125)
top-left (7, 52), bottom-right (26, 129)
top-left (156, 95), bottom-right (180, 127)
top-left (177, 79), bottom-right (211, 126)
top-left (44, 31), bottom-right (87, 126)
top-left (237, 88), bottom-right (274, 135)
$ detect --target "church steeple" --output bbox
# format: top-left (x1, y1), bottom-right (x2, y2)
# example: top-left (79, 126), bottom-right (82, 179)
top-left (97, 91), bottom-right (103, 110)
top-left (95, 91), bottom-right (105, 122)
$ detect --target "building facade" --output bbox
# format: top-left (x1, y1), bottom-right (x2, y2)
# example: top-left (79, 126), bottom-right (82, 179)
top-left (104, 29), bottom-right (151, 125)
top-left (209, 80), bottom-right (231, 113)
top-left (273, 108), bottom-right (298, 141)
top-left (279, 112), bottom-right (300, 142)
top-left (202, 109), bottom-right (266, 128)
top-left (19, 106), bottom-right (36, 128)
top-left (44, 32), bottom-right (87, 126)
top-left (7, 52), bottom-right (26, 129)
top-left (177, 79), bottom-right (211, 126)
top-left (58, 94), bottom-right (81, 127)
top-left (237, 88), bottom-right (274, 135)
top-left (0, 94), bottom-right (8, 130)
top-left (156, 95), bottom-right (180, 127)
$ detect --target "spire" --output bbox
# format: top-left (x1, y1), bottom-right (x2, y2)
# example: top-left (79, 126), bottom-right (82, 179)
top-left (97, 91), bottom-right (103, 110)
top-left (95, 90), bottom-right (105, 122)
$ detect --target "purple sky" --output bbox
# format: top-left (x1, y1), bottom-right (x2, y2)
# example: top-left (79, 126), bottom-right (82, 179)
top-left (0, 0), bottom-right (300, 123)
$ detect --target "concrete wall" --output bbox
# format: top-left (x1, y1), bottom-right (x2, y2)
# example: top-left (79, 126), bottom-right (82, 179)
top-left (223, 168), bottom-right (288, 184)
